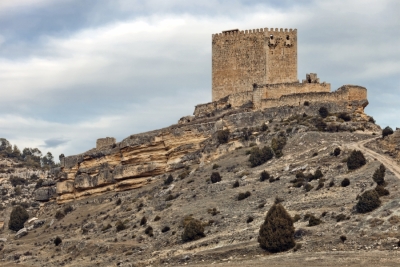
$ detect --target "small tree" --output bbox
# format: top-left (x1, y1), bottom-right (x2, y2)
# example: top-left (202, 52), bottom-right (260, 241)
top-left (372, 164), bottom-right (386, 185)
top-left (271, 134), bottom-right (287, 158)
top-left (54, 236), bottom-right (62, 246)
top-left (210, 172), bottom-right (221, 183)
top-left (318, 107), bottom-right (329, 118)
top-left (356, 189), bottom-right (381, 213)
top-left (258, 203), bottom-right (295, 253)
top-left (382, 126), bottom-right (394, 138)
top-left (249, 146), bottom-right (274, 167)
top-left (182, 218), bottom-right (205, 242)
top-left (217, 129), bottom-right (230, 144)
top-left (260, 170), bottom-right (270, 182)
top-left (347, 150), bottom-right (366, 170)
top-left (9, 206), bottom-right (29, 231)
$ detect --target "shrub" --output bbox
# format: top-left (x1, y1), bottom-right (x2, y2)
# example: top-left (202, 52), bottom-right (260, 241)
top-left (341, 178), bottom-right (350, 187)
top-left (269, 176), bottom-right (276, 183)
top-left (9, 176), bottom-right (26, 187)
top-left (182, 218), bottom-right (205, 242)
top-left (347, 150), bottom-right (366, 170)
top-left (207, 208), bottom-right (219, 216)
top-left (246, 216), bottom-right (254, 223)
top-left (372, 164), bottom-right (386, 185)
top-left (271, 134), bottom-right (287, 158)
top-left (145, 226), bottom-right (154, 237)
top-left (116, 198), bottom-right (122, 205)
top-left (217, 129), bottom-right (230, 144)
top-left (308, 215), bottom-right (321, 227)
top-left (318, 107), bottom-right (329, 118)
top-left (338, 113), bottom-right (351, 121)
top-left (340, 235), bottom-right (347, 243)
top-left (35, 179), bottom-right (44, 189)
top-left (154, 215), bottom-right (161, 221)
top-left (375, 185), bottom-right (389, 196)
top-left (232, 180), bottom-right (240, 188)
top-left (140, 216), bottom-right (147, 226)
top-left (165, 193), bottom-right (179, 201)
top-left (8, 206), bottom-right (29, 231)
top-left (313, 118), bottom-right (327, 131)
top-left (382, 126), bottom-right (394, 138)
top-left (54, 236), bottom-right (62, 246)
top-left (356, 189), bottom-right (381, 213)
top-left (257, 203), bottom-right (295, 252)
top-left (260, 123), bottom-right (268, 132)
top-left (316, 182), bottom-right (324, 191)
top-left (292, 214), bottom-right (301, 222)
top-left (161, 226), bottom-right (170, 233)
top-left (55, 211), bottom-right (65, 220)
top-left (303, 101), bottom-right (310, 106)
top-left (238, 191), bottom-right (251, 201)
top-left (116, 220), bottom-right (126, 232)
top-left (164, 174), bottom-right (173, 185)
top-left (210, 172), bottom-right (221, 183)
top-left (63, 205), bottom-right (73, 214)
top-left (212, 164), bottom-right (219, 169)
top-left (249, 146), bottom-right (274, 167)
top-left (304, 183), bottom-right (313, 192)
top-left (260, 170), bottom-right (270, 182)
top-left (329, 180), bottom-right (335, 187)
top-left (334, 147), bottom-right (341, 157)
top-left (335, 214), bottom-right (348, 222)
top-left (293, 243), bottom-right (302, 252)
top-left (178, 170), bottom-right (190, 180)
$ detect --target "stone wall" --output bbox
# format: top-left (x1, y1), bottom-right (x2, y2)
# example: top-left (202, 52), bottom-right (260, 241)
top-left (96, 137), bottom-right (116, 150)
top-left (212, 27), bottom-right (297, 101)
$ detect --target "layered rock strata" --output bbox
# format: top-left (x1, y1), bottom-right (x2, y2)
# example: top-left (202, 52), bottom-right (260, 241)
top-left (57, 93), bottom-right (369, 203)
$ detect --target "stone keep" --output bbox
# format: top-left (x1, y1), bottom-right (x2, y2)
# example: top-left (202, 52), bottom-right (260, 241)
top-left (212, 28), bottom-right (298, 101)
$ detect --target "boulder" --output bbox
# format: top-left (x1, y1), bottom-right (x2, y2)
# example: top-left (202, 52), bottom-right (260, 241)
top-left (15, 228), bottom-right (28, 239)
top-left (35, 187), bottom-right (56, 201)
top-left (0, 238), bottom-right (6, 242)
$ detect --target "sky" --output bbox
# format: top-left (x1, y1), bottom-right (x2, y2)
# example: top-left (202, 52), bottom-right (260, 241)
top-left (0, 0), bottom-right (399, 160)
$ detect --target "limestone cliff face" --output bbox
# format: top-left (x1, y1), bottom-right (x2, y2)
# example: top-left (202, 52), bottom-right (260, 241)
top-left (57, 97), bottom-right (369, 203)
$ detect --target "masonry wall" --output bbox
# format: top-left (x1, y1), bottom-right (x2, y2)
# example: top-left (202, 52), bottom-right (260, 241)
top-left (212, 28), bottom-right (297, 102)
top-left (96, 137), bottom-right (116, 150)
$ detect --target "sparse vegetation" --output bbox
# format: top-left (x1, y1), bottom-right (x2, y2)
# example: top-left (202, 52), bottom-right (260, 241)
top-left (237, 191), bottom-right (251, 201)
top-left (9, 205), bottom-right (29, 231)
top-left (341, 178), bottom-right (350, 187)
top-left (246, 216), bottom-right (254, 223)
top-left (318, 106), bottom-right (329, 118)
top-left (271, 133), bottom-right (287, 158)
top-left (116, 220), bottom-right (126, 232)
top-left (55, 210), bottom-right (65, 220)
top-left (356, 189), bottom-right (381, 213)
top-left (334, 147), bottom-right (341, 156)
top-left (161, 226), bottom-right (170, 233)
top-left (249, 146), bottom-right (273, 167)
top-left (54, 236), bottom-right (62, 246)
top-left (382, 126), bottom-right (394, 138)
top-left (140, 216), bottom-right (147, 226)
top-left (164, 174), bottom-right (174, 185)
top-left (217, 129), bottom-right (230, 144)
top-left (258, 203), bottom-right (295, 253)
top-left (260, 170), bottom-right (270, 182)
top-left (375, 185), bottom-right (389, 196)
top-left (340, 235), bottom-right (347, 243)
top-left (347, 150), bottom-right (366, 170)
top-left (232, 180), bottom-right (240, 188)
top-left (210, 172), bottom-right (221, 183)
top-left (307, 215), bottom-right (321, 226)
top-left (145, 226), bottom-right (154, 237)
top-left (182, 218), bottom-right (205, 242)
top-left (372, 164), bottom-right (386, 186)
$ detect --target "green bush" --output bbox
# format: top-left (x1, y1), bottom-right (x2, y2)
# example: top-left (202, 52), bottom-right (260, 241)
top-left (382, 126), bottom-right (394, 138)
top-left (54, 236), bottom-right (62, 246)
top-left (260, 170), bottom-right (270, 182)
top-left (375, 185), bottom-right (389, 196)
top-left (210, 172), bottom-right (221, 183)
top-left (238, 191), bottom-right (251, 201)
top-left (318, 107), bottom-right (329, 118)
top-left (347, 150), bottom-right (366, 170)
top-left (182, 218), bottom-right (205, 242)
top-left (271, 134), bottom-right (287, 158)
top-left (257, 203), bottom-right (295, 252)
top-left (8, 205), bottom-right (29, 231)
top-left (334, 147), bottom-right (341, 157)
top-left (341, 178), bottom-right (350, 187)
top-left (372, 164), bottom-right (386, 185)
top-left (356, 189), bottom-right (381, 213)
top-left (249, 146), bottom-right (273, 167)
top-left (217, 129), bottom-right (230, 144)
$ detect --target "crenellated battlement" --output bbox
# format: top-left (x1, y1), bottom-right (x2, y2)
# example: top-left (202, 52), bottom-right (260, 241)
top-left (212, 27), bottom-right (297, 38)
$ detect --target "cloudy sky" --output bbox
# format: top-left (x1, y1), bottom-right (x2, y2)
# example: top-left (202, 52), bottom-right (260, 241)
top-left (0, 0), bottom-right (399, 160)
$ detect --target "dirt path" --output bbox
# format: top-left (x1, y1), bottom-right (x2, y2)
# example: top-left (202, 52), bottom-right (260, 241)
top-left (347, 137), bottom-right (400, 179)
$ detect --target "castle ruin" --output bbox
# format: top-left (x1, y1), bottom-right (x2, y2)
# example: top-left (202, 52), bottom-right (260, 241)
top-left (194, 27), bottom-right (367, 117)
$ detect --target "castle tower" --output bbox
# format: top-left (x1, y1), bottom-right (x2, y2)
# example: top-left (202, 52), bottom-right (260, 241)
top-left (212, 28), bottom-right (298, 101)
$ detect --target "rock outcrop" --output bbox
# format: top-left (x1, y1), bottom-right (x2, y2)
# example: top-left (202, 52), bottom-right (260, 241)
top-left (57, 96), bottom-right (371, 203)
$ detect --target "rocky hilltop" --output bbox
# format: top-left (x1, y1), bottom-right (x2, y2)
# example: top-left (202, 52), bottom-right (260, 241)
top-left (57, 93), bottom-right (370, 203)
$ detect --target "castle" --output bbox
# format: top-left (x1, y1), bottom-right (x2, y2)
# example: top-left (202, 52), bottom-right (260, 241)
top-left (193, 27), bottom-right (367, 117)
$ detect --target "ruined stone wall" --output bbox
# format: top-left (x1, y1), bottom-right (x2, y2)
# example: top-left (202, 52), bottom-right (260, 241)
top-left (260, 85), bottom-right (367, 109)
top-left (259, 82), bottom-right (330, 101)
top-left (212, 28), bottom-right (297, 102)
top-left (96, 137), bottom-right (116, 150)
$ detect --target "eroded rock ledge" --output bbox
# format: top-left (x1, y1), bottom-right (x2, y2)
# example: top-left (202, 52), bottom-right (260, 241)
top-left (57, 97), bottom-right (369, 203)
